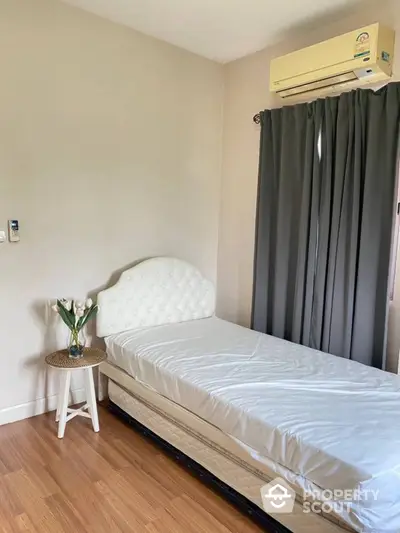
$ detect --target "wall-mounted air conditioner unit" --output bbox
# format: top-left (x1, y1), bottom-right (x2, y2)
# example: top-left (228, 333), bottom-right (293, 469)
top-left (270, 23), bottom-right (395, 100)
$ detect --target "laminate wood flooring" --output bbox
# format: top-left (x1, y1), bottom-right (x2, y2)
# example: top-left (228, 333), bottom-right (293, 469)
top-left (0, 405), bottom-right (266, 533)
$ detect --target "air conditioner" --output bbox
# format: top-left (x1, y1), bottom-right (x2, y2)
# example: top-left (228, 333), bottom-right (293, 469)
top-left (270, 23), bottom-right (395, 100)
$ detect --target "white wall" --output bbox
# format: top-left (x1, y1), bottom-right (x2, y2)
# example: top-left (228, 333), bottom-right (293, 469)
top-left (217, 0), bottom-right (400, 372)
top-left (0, 0), bottom-right (224, 423)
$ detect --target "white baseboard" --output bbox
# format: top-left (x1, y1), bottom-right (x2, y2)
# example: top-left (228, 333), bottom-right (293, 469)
top-left (0, 388), bottom-right (86, 426)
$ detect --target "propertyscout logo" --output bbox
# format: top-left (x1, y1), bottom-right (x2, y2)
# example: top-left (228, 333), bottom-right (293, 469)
top-left (260, 478), bottom-right (296, 514)
top-left (260, 478), bottom-right (379, 515)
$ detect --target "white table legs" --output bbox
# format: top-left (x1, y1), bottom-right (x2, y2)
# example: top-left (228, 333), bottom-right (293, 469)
top-left (55, 372), bottom-right (64, 423)
top-left (57, 371), bottom-right (71, 438)
top-left (84, 367), bottom-right (99, 432)
top-left (56, 367), bottom-right (99, 439)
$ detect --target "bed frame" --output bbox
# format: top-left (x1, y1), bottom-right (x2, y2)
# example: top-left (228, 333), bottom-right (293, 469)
top-left (97, 257), bottom-right (356, 533)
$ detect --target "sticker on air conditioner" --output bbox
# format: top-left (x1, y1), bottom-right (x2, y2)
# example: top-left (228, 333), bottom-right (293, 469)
top-left (354, 32), bottom-right (370, 58)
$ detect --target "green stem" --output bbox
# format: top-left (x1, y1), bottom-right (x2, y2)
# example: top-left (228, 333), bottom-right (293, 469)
top-left (71, 329), bottom-right (80, 346)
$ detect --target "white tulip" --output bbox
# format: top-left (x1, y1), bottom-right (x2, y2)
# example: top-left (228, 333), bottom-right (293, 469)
top-left (63, 300), bottom-right (72, 311)
top-left (85, 298), bottom-right (93, 309)
top-left (52, 304), bottom-right (59, 314)
top-left (75, 300), bottom-right (85, 309)
top-left (76, 308), bottom-right (85, 317)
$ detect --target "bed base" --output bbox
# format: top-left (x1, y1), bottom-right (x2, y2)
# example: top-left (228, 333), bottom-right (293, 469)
top-left (101, 362), bottom-right (353, 533)
top-left (109, 400), bottom-right (288, 533)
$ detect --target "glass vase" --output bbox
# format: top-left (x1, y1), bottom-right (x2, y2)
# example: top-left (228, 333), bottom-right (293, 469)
top-left (68, 329), bottom-right (86, 359)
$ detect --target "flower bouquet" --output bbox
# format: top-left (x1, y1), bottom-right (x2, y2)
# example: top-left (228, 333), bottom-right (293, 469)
top-left (53, 298), bottom-right (98, 358)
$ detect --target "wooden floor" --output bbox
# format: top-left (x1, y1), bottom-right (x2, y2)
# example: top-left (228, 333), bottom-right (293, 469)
top-left (0, 405), bottom-right (265, 533)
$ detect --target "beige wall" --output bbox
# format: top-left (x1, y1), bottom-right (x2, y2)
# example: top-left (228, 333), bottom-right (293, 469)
top-left (217, 0), bottom-right (400, 371)
top-left (0, 0), bottom-right (223, 423)
top-left (1, 0), bottom-right (399, 425)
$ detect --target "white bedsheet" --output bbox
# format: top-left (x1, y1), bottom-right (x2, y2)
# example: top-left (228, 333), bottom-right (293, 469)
top-left (105, 317), bottom-right (400, 533)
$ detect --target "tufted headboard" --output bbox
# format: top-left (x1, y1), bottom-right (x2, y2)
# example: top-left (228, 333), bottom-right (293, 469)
top-left (96, 257), bottom-right (216, 337)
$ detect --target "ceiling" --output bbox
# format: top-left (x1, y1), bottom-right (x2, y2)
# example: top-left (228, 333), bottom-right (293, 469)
top-left (61, 0), bottom-right (368, 63)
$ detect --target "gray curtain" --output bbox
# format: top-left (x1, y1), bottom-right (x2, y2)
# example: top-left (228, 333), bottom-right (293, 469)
top-left (252, 84), bottom-right (400, 368)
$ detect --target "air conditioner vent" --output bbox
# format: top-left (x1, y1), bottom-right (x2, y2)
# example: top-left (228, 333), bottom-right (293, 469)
top-left (277, 72), bottom-right (357, 98)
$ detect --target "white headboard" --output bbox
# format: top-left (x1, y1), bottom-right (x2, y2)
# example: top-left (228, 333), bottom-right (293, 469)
top-left (96, 257), bottom-right (216, 337)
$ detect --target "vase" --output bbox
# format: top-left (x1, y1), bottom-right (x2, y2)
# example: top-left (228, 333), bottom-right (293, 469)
top-left (68, 330), bottom-right (86, 359)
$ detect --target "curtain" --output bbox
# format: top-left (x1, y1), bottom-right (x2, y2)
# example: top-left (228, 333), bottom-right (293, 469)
top-left (252, 83), bottom-right (400, 368)
top-left (252, 103), bottom-right (322, 344)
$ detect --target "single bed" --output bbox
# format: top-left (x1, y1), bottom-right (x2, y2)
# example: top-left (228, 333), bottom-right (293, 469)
top-left (97, 257), bottom-right (400, 533)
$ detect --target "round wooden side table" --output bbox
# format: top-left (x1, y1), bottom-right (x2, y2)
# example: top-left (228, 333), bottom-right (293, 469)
top-left (45, 348), bottom-right (106, 439)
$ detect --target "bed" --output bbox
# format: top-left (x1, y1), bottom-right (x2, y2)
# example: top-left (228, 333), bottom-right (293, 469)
top-left (97, 257), bottom-right (400, 533)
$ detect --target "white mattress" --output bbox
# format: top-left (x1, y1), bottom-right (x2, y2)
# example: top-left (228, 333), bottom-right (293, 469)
top-left (105, 317), bottom-right (400, 533)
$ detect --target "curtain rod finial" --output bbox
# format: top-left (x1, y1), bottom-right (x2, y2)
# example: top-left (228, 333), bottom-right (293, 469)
top-left (253, 113), bottom-right (261, 125)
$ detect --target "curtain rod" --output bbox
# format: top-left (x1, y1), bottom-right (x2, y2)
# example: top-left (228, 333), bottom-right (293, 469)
top-left (253, 113), bottom-right (261, 124)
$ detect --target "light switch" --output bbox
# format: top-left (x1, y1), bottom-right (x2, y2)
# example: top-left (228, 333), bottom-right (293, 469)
top-left (0, 231), bottom-right (6, 244)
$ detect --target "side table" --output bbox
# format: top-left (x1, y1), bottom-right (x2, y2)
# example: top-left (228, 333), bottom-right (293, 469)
top-left (45, 348), bottom-right (107, 438)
